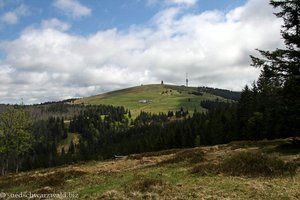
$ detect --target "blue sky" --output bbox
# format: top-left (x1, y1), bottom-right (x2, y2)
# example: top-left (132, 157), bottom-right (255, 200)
top-left (1, 0), bottom-right (246, 39)
top-left (0, 0), bottom-right (283, 104)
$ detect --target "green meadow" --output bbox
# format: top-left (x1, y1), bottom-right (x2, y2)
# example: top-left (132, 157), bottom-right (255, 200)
top-left (75, 84), bottom-right (225, 117)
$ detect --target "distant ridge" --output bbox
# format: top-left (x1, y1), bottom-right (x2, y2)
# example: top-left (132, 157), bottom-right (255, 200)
top-left (74, 84), bottom-right (240, 116)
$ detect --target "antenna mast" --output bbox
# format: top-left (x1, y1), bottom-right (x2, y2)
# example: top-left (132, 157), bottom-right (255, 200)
top-left (186, 73), bottom-right (188, 87)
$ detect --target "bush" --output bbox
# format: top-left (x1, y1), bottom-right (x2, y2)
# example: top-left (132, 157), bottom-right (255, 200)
top-left (162, 149), bottom-right (205, 164)
top-left (191, 151), bottom-right (298, 177)
top-left (221, 152), bottom-right (297, 177)
top-left (126, 175), bottom-right (166, 192)
top-left (191, 163), bottom-right (220, 175)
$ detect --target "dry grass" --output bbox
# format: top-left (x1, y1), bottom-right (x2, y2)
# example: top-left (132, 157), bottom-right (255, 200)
top-left (125, 175), bottom-right (167, 193)
top-left (192, 151), bottom-right (298, 177)
top-left (221, 151), bottom-right (298, 177)
top-left (161, 148), bottom-right (206, 164)
top-left (128, 149), bottom-right (181, 160)
top-left (1, 138), bottom-right (299, 199)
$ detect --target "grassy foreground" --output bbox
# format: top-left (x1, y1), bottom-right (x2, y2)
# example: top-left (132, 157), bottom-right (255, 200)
top-left (1, 139), bottom-right (300, 200)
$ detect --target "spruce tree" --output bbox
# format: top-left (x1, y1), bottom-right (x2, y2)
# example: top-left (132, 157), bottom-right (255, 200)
top-left (250, 0), bottom-right (300, 136)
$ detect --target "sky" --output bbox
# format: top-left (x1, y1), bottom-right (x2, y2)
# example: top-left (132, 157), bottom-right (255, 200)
top-left (0, 0), bottom-right (284, 104)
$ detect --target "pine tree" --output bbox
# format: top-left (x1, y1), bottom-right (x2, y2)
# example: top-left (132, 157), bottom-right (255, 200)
top-left (250, 0), bottom-right (300, 136)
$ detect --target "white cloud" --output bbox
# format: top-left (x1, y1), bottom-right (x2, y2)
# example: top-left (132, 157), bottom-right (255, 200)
top-left (0, 0), bottom-right (6, 8)
top-left (41, 18), bottom-right (71, 31)
top-left (0, 4), bottom-right (30, 24)
top-left (147, 0), bottom-right (198, 7)
top-left (0, 0), bottom-right (283, 104)
top-left (166, 0), bottom-right (198, 6)
top-left (53, 0), bottom-right (91, 18)
top-left (1, 12), bottom-right (18, 24)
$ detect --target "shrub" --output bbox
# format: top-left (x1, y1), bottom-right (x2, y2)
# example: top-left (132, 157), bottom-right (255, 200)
top-left (40, 170), bottom-right (87, 187)
top-left (191, 163), bottom-right (220, 175)
top-left (162, 149), bottom-right (205, 164)
top-left (126, 175), bottom-right (166, 192)
top-left (221, 152), bottom-right (297, 177)
top-left (191, 151), bottom-right (298, 177)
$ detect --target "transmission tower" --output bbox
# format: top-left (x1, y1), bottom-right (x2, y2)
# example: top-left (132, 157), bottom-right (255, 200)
top-left (186, 73), bottom-right (188, 87)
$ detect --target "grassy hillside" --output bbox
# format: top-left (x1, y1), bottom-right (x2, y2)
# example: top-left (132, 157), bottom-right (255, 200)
top-left (57, 132), bottom-right (79, 153)
top-left (1, 138), bottom-right (299, 199)
top-left (75, 84), bottom-right (228, 116)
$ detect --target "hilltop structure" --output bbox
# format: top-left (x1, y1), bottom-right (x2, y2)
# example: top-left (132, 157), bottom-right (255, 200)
top-left (186, 73), bottom-right (189, 87)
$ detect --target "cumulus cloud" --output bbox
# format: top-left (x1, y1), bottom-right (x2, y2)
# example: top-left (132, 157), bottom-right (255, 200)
top-left (41, 18), bottom-right (71, 31)
top-left (0, 0), bottom-right (6, 8)
top-left (0, 4), bottom-right (30, 24)
top-left (0, 0), bottom-right (283, 104)
top-left (166, 0), bottom-right (198, 6)
top-left (147, 0), bottom-right (198, 7)
top-left (53, 0), bottom-right (91, 18)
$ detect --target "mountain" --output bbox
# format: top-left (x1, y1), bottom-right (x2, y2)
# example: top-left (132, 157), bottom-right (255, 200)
top-left (74, 84), bottom-right (240, 116)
